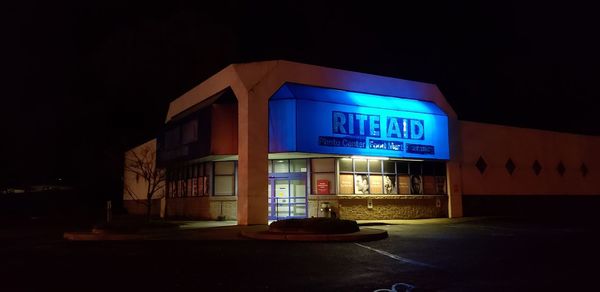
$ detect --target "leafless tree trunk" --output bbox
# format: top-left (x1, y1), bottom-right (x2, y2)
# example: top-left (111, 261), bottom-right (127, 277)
top-left (124, 145), bottom-right (165, 222)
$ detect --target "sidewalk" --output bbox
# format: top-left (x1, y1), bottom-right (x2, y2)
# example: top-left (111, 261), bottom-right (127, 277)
top-left (64, 217), bottom-right (476, 241)
top-left (64, 220), bottom-right (258, 241)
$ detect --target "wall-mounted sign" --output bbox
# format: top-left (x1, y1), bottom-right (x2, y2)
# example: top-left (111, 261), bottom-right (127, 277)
top-left (269, 84), bottom-right (450, 160)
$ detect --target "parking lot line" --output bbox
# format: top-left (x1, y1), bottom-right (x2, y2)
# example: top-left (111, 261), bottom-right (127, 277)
top-left (355, 243), bottom-right (438, 269)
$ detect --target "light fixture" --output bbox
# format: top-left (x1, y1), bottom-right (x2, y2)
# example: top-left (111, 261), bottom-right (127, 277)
top-left (351, 155), bottom-right (389, 160)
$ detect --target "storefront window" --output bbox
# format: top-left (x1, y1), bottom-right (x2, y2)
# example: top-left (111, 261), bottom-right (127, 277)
top-left (339, 159), bottom-right (353, 172)
top-left (383, 161), bottom-right (396, 173)
top-left (166, 162), bottom-right (211, 198)
top-left (355, 159), bottom-right (368, 172)
top-left (311, 158), bottom-right (335, 195)
top-left (291, 159), bottom-right (308, 172)
top-left (369, 160), bottom-right (382, 173)
top-left (339, 174), bottom-right (354, 194)
top-left (369, 175), bottom-right (383, 193)
top-left (337, 159), bottom-right (446, 195)
top-left (273, 160), bottom-right (289, 173)
top-left (214, 161), bottom-right (235, 196)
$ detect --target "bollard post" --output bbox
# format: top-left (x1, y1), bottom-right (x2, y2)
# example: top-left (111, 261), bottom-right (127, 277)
top-left (106, 200), bottom-right (112, 223)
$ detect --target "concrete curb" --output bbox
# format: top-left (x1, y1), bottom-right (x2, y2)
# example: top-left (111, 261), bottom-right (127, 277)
top-left (239, 228), bottom-right (388, 242)
top-left (64, 231), bottom-right (159, 241)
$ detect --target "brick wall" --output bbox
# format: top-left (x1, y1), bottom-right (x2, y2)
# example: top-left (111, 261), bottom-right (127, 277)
top-left (308, 195), bottom-right (448, 220)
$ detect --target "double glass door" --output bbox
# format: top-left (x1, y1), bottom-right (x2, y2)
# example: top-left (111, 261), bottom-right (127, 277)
top-left (268, 175), bottom-right (307, 219)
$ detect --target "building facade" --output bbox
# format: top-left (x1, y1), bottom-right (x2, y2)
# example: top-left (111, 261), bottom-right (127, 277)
top-left (123, 61), bottom-right (600, 224)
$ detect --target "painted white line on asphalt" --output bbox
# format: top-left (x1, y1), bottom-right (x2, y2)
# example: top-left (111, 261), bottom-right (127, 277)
top-left (355, 243), bottom-right (438, 269)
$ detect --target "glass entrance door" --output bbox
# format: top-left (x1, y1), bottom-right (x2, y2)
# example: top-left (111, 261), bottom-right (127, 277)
top-left (268, 177), bottom-right (307, 220)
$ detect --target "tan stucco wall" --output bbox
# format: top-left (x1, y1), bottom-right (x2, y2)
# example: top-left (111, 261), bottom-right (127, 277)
top-left (123, 139), bottom-right (165, 200)
top-left (211, 104), bottom-right (238, 155)
top-left (123, 199), bottom-right (161, 216)
top-left (460, 121), bottom-right (600, 195)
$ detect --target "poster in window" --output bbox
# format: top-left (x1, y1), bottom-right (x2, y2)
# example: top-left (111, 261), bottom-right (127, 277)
top-left (316, 179), bottom-right (330, 195)
top-left (197, 177), bottom-right (204, 195)
top-left (435, 176), bottom-right (447, 195)
top-left (398, 175), bottom-right (410, 194)
top-left (354, 174), bottom-right (369, 194)
top-left (339, 174), bottom-right (354, 194)
top-left (410, 175), bottom-right (423, 195)
top-left (370, 176), bottom-right (383, 194)
top-left (383, 175), bottom-right (396, 194)
top-left (423, 176), bottom-right (436, 194)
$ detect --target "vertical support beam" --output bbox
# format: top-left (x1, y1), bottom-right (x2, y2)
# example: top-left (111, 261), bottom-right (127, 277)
top-left (447, 161), bottom-right (463, 218)
top-left (447, 115), bottom-right (463, 218)
top-left (236, 90), bottom-right (269, 225)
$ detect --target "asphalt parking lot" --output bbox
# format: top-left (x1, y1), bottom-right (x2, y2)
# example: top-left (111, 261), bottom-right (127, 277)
top-left (2, 216), bottom-right (599, 291)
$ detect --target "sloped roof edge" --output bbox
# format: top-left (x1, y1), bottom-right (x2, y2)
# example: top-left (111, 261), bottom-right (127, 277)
top-left (165, 60), bottom-right (456, 122)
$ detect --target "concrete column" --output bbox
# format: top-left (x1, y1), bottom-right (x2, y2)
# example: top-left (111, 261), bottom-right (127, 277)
top-left (447, 161), bottom-right (463, 218)
top-left (236, 90), bottom-right (269, 225)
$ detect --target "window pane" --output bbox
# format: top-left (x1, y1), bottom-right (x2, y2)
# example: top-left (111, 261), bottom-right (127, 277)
top-left (435, 162), bottom-right (447, 176)
top-left (435, 176), bottom-right (447, 194)
top-left (339, 159), bottom-right (353, 172)
top-left (165, 127), bottom-right (180, 150)
top-left (214, 175), bottom-right (234, 195)
top-left (312, 158), bottom-right (335, 173)
top-left (422, 162), bottom-right (435, 176)
top-left (423, 175), bottom-right (436, 194)
top-left (409, 162), bottom-right (422, 175)
top-left (383, 161), bottom-right (396, 173)
top-left (275, 179), bottom-right (290, 198)
top-left (268, 161), bottom-right (272, 173)
top-left (273, 160), bottom-right (289, 173)
top-left (383, 175), bottom-right (397, 194)
top-left (291, 159), bottom-right (307, 172)
top-left (191, 179), bottom-right (197, 196)
top-left (290, 179), bottom-right (306, 197)
top-left (339, 174), bottom-right (354, 194)
top-left (354, 174), bottom-right (369, 194)
top-left (410, 175), bottom-right (423, 194)
top-left (369, 160), bottom-right (382, 173)
top-left (215, 161), bottom-right (235, 175)
top-left (205, 165), bottom-right (212, 195)
top-left (355, 159), bottom-right (368, 172)
top-left (370, 175), bottom-right (383, 194)
top-left (398, 175), bottom-right (410, 194)
top-left (397, 162), bottom-right (409, 174)
top-left (197, 177), bottom-right (204, 195)
top-left (181, 119), bottom-right (198, 144)
top-left (187, 178), bottom-right (193, 196)
top-left (291, 204), bottom-right (306, 217)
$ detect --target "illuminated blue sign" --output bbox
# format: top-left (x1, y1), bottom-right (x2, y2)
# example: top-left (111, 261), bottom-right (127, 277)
top-left (332, 111), bottom-right (380, 137)
top-left (269, 83), bottom-right (449, 160)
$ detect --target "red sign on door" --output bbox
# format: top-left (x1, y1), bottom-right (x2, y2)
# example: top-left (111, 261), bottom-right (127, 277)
top-left (317, 179), bottom-right (330, 195)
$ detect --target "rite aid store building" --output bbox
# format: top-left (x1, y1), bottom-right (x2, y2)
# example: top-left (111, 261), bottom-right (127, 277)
top-left (123, 60), bottom-right (600, 225)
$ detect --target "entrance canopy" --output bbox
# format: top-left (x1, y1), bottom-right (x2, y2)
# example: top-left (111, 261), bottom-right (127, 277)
top-left (269, 83), bottom-right (450, 160)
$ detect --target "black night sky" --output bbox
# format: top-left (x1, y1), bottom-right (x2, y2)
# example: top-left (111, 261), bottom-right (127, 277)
top-left (3, 1), bottom-right (600, 200)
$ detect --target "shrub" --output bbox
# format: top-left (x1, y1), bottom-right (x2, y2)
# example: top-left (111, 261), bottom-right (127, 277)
top-left (269, 218), bottom-right (359, 234)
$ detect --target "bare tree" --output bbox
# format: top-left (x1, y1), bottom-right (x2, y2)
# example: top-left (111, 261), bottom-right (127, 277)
top-left (124, 144), bottom-right (165, 221)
